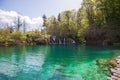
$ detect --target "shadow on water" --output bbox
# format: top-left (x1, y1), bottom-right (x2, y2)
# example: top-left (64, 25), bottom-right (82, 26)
top-left (0, 73), bottom-right (9, 80)
top-left (48, 73), bottom-right (67, 80)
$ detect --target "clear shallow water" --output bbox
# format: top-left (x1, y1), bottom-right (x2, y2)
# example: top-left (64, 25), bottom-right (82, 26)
top-left (0, 45), bottom-right (120, 80)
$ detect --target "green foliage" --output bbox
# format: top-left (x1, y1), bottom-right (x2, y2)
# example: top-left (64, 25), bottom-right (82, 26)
top-left (0, 28), bottom-right (46, 46)
top-left (42, 0), bottom-right (120, 45)
top-left (42, 14), bottom-right (47, 27)
top-left (0, 28), bottom-right (13, 46)
top-left (26, 31), bottom-right (45, 45)
top-left (81, 0), bottom-right (120, 45)
top-left (0, 0), bottom-right (120, 46)
top-left (11, 31), bottom-right (26, 45)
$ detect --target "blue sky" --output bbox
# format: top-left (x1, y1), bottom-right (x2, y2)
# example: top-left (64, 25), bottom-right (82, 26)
top-left (0, 0), bottom-right (82, 30)
top-left (0, 0), bottom-right (82, 18)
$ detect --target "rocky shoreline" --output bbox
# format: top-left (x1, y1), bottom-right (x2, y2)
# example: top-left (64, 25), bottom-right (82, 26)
top-left (107, 56), bottom-right (120, 80)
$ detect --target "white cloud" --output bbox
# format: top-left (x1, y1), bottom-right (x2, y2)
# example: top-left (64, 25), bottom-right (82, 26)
top-left (0, 9), bottom-right (43, 31)
top-left (32, 17), bottom-right (43, 24)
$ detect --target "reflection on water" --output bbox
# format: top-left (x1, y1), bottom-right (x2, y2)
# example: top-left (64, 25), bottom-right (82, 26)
top-left (0, 45), bottom-right (120, 80)
top-left (0, 46), bottom-right (47, 80)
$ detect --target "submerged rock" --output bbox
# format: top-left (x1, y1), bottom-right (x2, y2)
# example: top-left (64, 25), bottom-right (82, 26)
top-left (107, 58), bottom-right (116, 67)
top-left (96, 58), bottom-right (116, 76)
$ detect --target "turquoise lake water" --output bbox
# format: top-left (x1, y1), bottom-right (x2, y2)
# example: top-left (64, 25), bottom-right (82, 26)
top-left (0, 45), bottom-right (120, 80)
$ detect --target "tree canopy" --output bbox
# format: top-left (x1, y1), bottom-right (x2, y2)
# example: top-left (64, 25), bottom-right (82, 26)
top-left (43, 0), bottom-right (120, 45)
top-left (0, 0), bottom-right (120, 46)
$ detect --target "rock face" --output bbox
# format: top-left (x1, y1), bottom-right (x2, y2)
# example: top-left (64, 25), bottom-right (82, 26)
top-left (107, 56), bottom-right (120, 80)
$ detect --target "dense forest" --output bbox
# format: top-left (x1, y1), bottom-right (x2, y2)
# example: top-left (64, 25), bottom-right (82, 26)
top-left (0, 0), bottom-right (120, 46)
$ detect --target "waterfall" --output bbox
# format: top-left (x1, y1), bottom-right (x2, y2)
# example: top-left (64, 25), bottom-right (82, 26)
top-left (64, 38), bottom-right (66, 44)
top-left (59, 39), bottom-right (62, 44)
top-left (72, 39), bottom-right (76, 44)
top-left (51, 36), bottom-right (56, 44)
top-left (52, 36), bottom-right (56, 41)
top-left (48, 37), bottom-right (50, 43)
